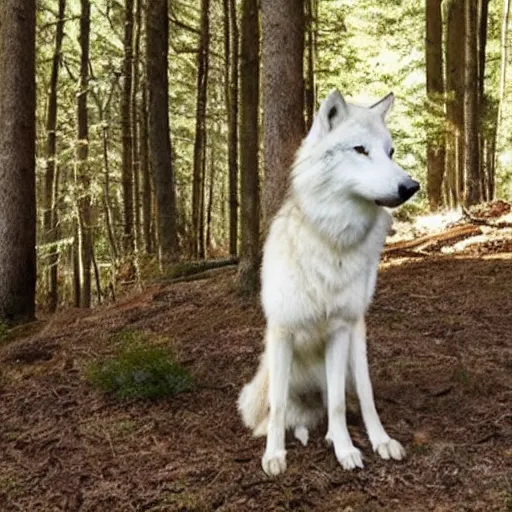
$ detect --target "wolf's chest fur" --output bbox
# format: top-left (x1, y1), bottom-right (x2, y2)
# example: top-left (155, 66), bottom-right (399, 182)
top-left (261, 198), bottom-right (390, 343)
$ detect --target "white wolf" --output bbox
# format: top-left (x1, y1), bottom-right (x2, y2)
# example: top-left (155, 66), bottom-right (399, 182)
top-left (237, 90), bottom-right (420, 477)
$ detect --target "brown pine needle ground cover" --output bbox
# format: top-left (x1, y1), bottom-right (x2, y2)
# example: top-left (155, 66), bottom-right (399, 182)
top-left (1, 221), bottom-right (512, 510)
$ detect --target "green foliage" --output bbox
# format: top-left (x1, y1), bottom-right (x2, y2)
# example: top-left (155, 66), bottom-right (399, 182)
top-left (86, 331), bottom-right (193, 399)
top-left (393, 200), bottom-right (426, 222)
top-left (505, 491), bottom-right (512, 512)
top-left (0, 322), bottom-right (9, 343)
top-left (33, 0), bottom-right (512, 307)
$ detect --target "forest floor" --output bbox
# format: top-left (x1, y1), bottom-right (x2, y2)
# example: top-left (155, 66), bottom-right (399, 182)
top-left (1, 204), bottom-right (512, 511)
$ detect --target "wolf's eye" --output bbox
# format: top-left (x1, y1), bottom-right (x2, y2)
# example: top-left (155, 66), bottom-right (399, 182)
top-left (354, 145), bottom-right (369, 156)
top-left (389, 148), bottom-right (395, 158)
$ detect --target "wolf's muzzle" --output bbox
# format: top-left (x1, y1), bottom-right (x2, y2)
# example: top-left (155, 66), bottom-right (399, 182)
top-left (398, 179), bottom-right (420, 203)
top-left (375, 178), bottom-right (420, 208)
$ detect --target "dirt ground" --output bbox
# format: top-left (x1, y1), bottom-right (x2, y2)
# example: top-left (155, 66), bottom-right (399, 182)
top-left (1, 229), bottom-right (512, 510)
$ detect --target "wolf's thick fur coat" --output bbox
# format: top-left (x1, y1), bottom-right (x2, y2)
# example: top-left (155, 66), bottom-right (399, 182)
top-left (238, 90), bottom-right (418, 476)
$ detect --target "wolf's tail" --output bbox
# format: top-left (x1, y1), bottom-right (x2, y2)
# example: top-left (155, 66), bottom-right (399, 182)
top-left (237, 355), bottom-right (269, 437)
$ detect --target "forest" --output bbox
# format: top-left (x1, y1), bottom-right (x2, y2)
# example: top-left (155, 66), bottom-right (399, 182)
top-left (0, 0), bottom-right (511, 510)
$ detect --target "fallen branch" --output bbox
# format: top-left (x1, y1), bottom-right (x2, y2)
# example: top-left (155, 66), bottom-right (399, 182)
top-left (165, 257), bottom-right (239, 280)
top-left (160, 265), bottom-right (238, 284)
top-left (383, 224), bottom-right (482, 255)
top-left (462, 206), bottom-right (512, 228)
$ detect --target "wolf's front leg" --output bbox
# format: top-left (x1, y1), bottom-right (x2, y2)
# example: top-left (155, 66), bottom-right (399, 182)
top-left (325, 324), bottom-right (364, 470)
top-left (262, 325), bottom-right (293, 476)
top-left (350, 317), bottom-right (406, 461)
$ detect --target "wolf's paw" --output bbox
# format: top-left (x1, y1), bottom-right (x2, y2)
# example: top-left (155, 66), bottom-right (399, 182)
top-left (262, 450), bottom-right (287, 476)
top-left (294, 425), bottom-right (309, 446)
top-left (374, 438), bottom-right (406, 461)
top-left (334, 446), bottom-right (364, 471)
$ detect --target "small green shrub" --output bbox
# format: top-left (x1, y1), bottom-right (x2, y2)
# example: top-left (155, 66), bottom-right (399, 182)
top-left (86, 337), bottom-right (193, 400)
top-left (0, 322), bottom-right (9, 342)
top-left (505, 492), bottom-right (512, 512)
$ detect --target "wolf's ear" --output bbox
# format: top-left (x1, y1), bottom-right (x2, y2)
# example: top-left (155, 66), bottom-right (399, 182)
top-left (370, 92), bottom-right (394, 119)
top-left (306, 89), bottom-right (348, 144)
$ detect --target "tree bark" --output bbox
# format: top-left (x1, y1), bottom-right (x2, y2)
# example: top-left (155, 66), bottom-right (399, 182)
top-left (238, 0), bottom-right (260, 295)
top-left (223, 0), bottom-right (239, 257)
top-left (146, 0), bottom-right (179, 263)
top-left (206, 124), bottom-right (216, 253)
top-left (445, 0), bottom-right (465, 205)
top-left (76, 0), bottom-right (92, 308)
top-left (101, 120), bottom-right (118, 263)
top-left (122, 0), bottom-right (135, 254)
top-left (0, 0), bottom-right (37, 323)
top-left (192, 0), bottom-right (210, 259)
top-left (464, 0), bottom-right (481, 205)
top-left (478, 0), bottom-right (489, 200)
top-left (304, 0), bottom-right (317, 131)
top-left (132, 0), bottom-right (143, 251)
top-left (140, 77), bottom-right (153, 254)
top-left (425, 0), bottom-right (445, 210)
top-left (497, 0), bottom-right (511, 144)
top-left (44, 0), bottom-right (66, 311)
top-left (262, 0), bottom-right (305, 224)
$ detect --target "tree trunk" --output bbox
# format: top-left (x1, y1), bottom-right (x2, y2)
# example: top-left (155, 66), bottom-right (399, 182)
top-left (101, 119), bottom-right (118, 262)
top-left (464, 0), bottom-right (480, 205)
top-left (77, 0), bottom-right (92, 308)
top-left (192, 0), bottom-right (210, 259)
top-left (262, 0), bottom-right (305, 224)
top-left (445, 0), bottom-right (465, 205)
top-left (140, 77), bottom-right (153, 254)
top-left (478, 0), bottom-right (489, 200)
top-left (73, 219), bottom-right (80, 307)
top-left (44, 0), bottom-right (66, 312)
top-left (223, 0), bottom-right (239, 257)
top-left (91, 243), bottom-right (102, 305)
top-left (478, 0), bottom-right (489, 104)
top-left (304, 0), bottom-right (316, 131)
top-left (206, 126), bottom-right (216, 254)
top-left (496, 0), bottom-right (511, 144)
top-left (425, 0), bottom-right (445, 210)
top-left (0, 0), bottom-right (37, 323)
top-left (132, 0), bottom-right (143, 251)
top-left (146, 0), bottom-right (179, 263)
top-left (238, 0), bottom-right (260, 295)
top-left (122, 0), bottom-right (135, 254)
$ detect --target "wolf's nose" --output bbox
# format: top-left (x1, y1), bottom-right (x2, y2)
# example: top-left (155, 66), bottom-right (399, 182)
top-left (398, 180), bottom-right (420, 202)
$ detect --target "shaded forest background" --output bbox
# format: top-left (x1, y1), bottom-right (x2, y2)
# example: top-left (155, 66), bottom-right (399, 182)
top-left (27, 0), bottom-right (512, 312)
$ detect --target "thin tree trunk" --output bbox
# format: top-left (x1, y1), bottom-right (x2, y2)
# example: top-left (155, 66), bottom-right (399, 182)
top-left (426, 0), bottom-right (445, 210)
top-left (91, 244), bottom-right (102, 305)
top-left (192, 0), bottom-right (210, 259)
top-left (206, 132), bottom-right (216, 253)
top-left (238, 0), bottom-right (260, 295)
top-left (102, 121), bottom-right (118, 262)
top-left (44, 0), bottom-right (66, 312)
top-left (464, 0), bottom-right (480, 205)
top-left (304, 0), bottom-right (316, 131)
top-left (132, 0), bottom-right (142, 251)
top-left (122, 0), bottom-right (135, 255)
top-left (0, 0), bottom-right (37, 323)
top-left (496, 0), bottom-right (511, 144)
top-left (223, 0), bottom-right (239, 257)
top-left (445, 0), bottom-right (465, 205)
top-left (478, 0), bottom-right (489, 201)
top-left (146, 0), bottom-right (179, 263)
top-left (140, 78), bottom-right (152, 254)
top-left (478, 0), bottom-right (489, 105)
top-left (77, 0), bottom-right (92, 308)
top-left (73, 219), bottom-right (80, 307)
top-left (262, 0), bottom-right (305, 224)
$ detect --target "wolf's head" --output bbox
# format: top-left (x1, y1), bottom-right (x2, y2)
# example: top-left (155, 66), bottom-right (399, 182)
top-left (294, 89), bottom-right (420, 209)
